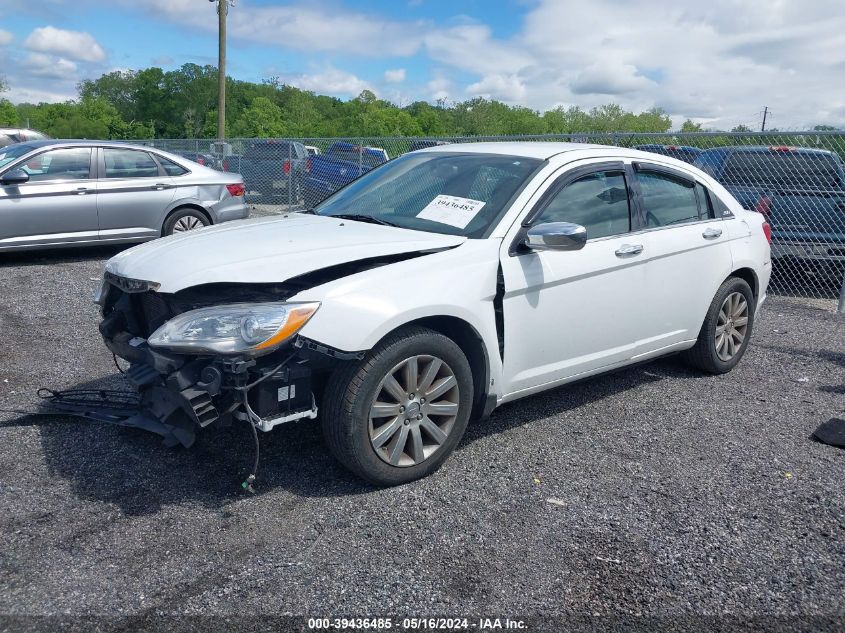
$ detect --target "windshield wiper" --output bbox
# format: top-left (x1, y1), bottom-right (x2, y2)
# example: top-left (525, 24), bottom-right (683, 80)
top-left (329, 213), bottom-right (399, 227)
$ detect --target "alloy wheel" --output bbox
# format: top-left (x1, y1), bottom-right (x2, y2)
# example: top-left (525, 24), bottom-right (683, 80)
top-left (715, 291), bottom-right (749, 361)
top-left (173, 216), bottom-right (204, 232)
top-left (368, 355), bottom-right (460, 467)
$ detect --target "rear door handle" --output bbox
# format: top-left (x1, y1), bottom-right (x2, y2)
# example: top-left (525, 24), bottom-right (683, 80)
top-left (615, 243), bottom-right (643, 257)
top-left (75, 187), bottom-right (89, 195)
top-left (702, 227), bottom-right (723, 239)
top-left (151, 183), bottom-right (172, 191)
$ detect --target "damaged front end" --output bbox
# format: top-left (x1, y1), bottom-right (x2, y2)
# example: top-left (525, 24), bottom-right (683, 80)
top-left (96, 273), bottom-right (354, 448)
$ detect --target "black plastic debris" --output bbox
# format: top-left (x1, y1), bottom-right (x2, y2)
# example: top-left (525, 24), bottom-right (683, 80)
top-left (813, 418), bottom-right (845, 448)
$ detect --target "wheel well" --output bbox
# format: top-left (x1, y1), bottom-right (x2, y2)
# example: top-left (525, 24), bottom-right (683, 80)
top-left (162, 204), bottom-right (212, 236)
top-left (406, 316), bottom-right (491, 421)
top-left (729, 267), bottom-right (758, 300)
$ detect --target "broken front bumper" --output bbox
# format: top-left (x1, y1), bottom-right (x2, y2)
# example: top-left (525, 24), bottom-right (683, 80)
top-left (98, 307), bottom-right (333, 447)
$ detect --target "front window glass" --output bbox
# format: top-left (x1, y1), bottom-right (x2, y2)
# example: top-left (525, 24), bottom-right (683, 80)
top-left (315, 152), bottom-right (541, 237)
top-left (0, 144), bottom-right (35, 170)
top-left (103, 149), bottom-right (159, 178)
top-left (20, 148), bottom-right (92, 182)
top-left (536, 171), bottom-right (631, 239)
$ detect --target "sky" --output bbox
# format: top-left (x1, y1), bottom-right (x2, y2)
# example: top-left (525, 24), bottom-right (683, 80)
top-left (0, 0), bottom-right (843, 130)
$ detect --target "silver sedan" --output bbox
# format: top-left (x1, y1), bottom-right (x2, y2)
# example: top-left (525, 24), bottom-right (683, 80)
top-left (0, 140), bottom-right (249, 252)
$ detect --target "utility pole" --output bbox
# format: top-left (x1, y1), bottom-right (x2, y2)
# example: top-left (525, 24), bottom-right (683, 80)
top-left (214, 0), bottom-right (230, 141)
top-left (761, 106), bottom-right (768, 132)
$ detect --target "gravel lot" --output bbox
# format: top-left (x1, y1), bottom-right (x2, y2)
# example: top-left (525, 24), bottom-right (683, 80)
top-left (0, 245), bottom-right (843, 629)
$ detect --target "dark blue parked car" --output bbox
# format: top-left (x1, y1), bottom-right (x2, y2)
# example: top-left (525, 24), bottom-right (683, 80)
top-left (303, 142), bottom-right (389, 208)
top-left (694, 145), bottom-right (845, 277)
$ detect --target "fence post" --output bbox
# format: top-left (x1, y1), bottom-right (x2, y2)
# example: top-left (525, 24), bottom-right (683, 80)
top-left (838, 270), bottom-right (845, 313)
top-left (287, 142), bottom-right (293, 209)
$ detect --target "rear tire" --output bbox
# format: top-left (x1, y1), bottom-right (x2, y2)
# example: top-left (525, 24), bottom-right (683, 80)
top-left (322, 326), bottom-right (473, 486)
top-left (683, 276), bottom-right (755, 374)
top-left (163, 208), bottom-right (209, 236)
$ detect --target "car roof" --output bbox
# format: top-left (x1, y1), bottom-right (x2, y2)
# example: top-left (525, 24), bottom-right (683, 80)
top-left (697, 145), bottom-right (835, 156)
top-left (414, 141), bottom-right (610, 159)
top-left (9, 139), bottom-right (166, 151)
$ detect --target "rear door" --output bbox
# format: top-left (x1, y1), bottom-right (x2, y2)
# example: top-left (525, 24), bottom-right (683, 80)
top-left (630, 162), bottom-right (734, 351)
top-left (96, 147), bottom-right (176, 241)
top-left (0, 146), bottom-right (98, 249)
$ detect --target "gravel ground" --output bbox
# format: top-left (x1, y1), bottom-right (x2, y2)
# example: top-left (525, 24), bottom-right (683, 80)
top-left (0, 246), bottom-right (843, 630)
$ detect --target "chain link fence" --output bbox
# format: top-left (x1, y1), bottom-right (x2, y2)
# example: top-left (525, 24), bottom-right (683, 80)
top-left (137, 132), bottom-right (845, 302)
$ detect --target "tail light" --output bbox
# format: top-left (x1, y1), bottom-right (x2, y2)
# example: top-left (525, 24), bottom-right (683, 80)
top-left (197, 157), bottom-right (206, 165)
top-left (283, 159), bottom-right (291, 175)
top-left (754, 195), bottom-right (772, 215)
top-left (762, 220), bottom-right (772, 244)
top-left (222, 159), bottom-right (229, 171)
top-left (769, 146), bottom-right (793, 152)
top-left (226, 183), bottom-right (245, 197)
top-left (306, 157), bottom-right (312, 172)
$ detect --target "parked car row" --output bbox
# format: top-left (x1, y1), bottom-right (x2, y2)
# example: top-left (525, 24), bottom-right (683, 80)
top-left (0, 140), bottom-right (248, 251)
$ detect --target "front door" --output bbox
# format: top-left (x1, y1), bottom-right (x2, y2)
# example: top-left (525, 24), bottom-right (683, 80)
top-left (0, 147), bottom-right (97, 249)
top-left (500, 161), bottom-right (650, 397)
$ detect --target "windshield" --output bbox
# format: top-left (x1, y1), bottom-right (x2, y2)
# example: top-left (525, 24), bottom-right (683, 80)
top-left (0, 144), bottom-right (34, 170)
top-left (315, 152), bottom-right (542, 237)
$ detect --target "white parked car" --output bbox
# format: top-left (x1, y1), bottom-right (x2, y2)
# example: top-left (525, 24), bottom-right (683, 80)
top-left (97, 142), bottom-right (772, 485)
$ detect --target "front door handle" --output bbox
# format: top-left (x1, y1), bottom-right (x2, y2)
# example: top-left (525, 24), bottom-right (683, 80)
top-left (615, 243), bottom-right (644, 257)
top-left (75, 187), bottom-right (89, 195)
top-left (702, 227), bottom-right (723, 240)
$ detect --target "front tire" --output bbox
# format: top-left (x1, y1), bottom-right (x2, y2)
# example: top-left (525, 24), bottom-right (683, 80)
top-left (683, 277), bottom-right (755, 374)
top-left (322, 326), bottom-right (473, 486)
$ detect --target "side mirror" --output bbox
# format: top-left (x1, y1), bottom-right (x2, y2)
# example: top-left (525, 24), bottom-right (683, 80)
top-left (525, 222), bottom-right (587, 251)
top-left (0, 169), bottom-right (29, 186)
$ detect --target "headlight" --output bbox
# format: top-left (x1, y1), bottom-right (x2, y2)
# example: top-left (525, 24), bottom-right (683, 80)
top-left (148, 302), bottom-right (319, 356)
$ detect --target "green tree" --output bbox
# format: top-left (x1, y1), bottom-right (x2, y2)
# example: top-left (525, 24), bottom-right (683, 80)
top-left (231, 96), bottom-right (287, 137)
top-left (680, 119), bottom-right (703, 133)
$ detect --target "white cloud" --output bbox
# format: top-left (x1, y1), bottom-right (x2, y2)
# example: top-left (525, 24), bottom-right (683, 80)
top-left (425, 0), bottom-right (845, 129)
top-left (128, 0), bottom-right (427, 57)
top-left (466, 74), bottom-right (526, 102)
top-left (384, 68), bottom-right (406, 83)
top-left (571, 64), bottom-right (657, 96)
top-left (0, 30), bottom-right (13, 46)
top-left (289, 67), bottom-right (372, 98)
top-left (23, 26), bottom-right (106, 62)
top-left (23, 53), bottom-right (78, 79)
top-left (426, 76), bottom-right (452, 102)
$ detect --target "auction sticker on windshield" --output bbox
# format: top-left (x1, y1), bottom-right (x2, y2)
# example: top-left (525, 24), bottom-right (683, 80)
top-left (417, 195), bottom-right (486, 229)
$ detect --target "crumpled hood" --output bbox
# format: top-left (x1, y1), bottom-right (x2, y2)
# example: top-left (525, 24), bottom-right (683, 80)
top-left (105, 214), bottom-right (466, 293)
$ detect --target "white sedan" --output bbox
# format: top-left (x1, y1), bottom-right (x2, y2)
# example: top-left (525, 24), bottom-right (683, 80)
top-left (97, 142), bottom-right (772, 485)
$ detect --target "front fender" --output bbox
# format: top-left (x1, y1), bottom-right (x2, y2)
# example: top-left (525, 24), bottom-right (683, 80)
top-left (292, 239), bottom-right (504, 394)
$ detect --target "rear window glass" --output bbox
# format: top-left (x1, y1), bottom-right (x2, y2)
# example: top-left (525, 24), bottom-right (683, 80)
top-left (722, 151), bottom-right (844, 189)
top-left (639, 171), bottom-right (701, 227)
top-left (244, 143), bottom-right (293, 159)
top-left (103, 149), bottom-right (159, 178)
